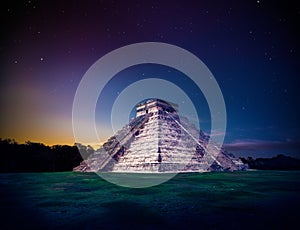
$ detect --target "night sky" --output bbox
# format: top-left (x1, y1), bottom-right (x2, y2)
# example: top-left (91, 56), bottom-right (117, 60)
top-left (1, 0), bottom-right (299, 158)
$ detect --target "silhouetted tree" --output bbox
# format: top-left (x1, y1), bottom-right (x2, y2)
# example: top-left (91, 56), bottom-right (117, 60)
top-left (240, 155), bottom-right (300, 170)
top-left (0, 138), bottom-right (92, 172)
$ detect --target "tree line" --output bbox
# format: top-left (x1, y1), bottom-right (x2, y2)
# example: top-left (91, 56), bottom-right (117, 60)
top-left (0, 138), bottom-right (94, 172)
top-left (2, 138), bottom-right (299, 172)
top-left (241, 154), bottom-right (300, 170)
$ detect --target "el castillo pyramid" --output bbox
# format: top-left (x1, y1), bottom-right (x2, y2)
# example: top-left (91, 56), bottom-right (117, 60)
top-left (74, 99), bottom-right (247, 173)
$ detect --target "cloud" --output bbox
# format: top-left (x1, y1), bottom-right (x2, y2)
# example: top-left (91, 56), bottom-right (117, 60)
top-left (224, 139), bottom-right (300, 152)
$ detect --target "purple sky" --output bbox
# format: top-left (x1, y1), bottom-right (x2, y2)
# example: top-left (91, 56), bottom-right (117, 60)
top-left (0, 0), bottom-right (299, 158)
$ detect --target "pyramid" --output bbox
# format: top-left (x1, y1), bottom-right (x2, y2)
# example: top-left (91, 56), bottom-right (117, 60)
top-left (74, 99), bottom-right (247, 173)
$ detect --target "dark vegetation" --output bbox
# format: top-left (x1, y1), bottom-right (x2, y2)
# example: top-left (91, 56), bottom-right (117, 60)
top-left (0, 138), bottom-right (94, 172)
top-left (241, 154), bottom-right (300, 170)
top-left (1, 138), bottom-right (300, 172)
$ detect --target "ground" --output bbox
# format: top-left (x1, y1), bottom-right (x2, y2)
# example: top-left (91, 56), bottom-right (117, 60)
top-left (1, 171), bottom-right (300, 229)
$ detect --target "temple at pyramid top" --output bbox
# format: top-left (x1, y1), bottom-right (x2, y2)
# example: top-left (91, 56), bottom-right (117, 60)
top-left (135, 98), bottom-right (179, 117)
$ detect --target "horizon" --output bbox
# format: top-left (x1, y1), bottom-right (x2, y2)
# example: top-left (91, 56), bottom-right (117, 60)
top-left (2, 137), bottom-right (299, 160)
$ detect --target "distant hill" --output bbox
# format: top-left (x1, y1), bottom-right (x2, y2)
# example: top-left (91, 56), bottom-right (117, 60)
top-left (240, 154), bottom-right (300, 170)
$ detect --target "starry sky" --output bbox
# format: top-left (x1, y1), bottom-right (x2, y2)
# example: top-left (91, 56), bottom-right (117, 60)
top-left (0, 0), bottom-right (299, 158)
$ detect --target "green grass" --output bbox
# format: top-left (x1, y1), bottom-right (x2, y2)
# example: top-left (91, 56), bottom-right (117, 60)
top-left (1, 171), bottom-right (300, 229)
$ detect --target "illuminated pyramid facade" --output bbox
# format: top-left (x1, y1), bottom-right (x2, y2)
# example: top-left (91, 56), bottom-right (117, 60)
top-left (74, 99), bottom-right (246, 173)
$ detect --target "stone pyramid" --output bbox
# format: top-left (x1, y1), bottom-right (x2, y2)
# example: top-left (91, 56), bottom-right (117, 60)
top-left (74, 99), bottom-right (247, 173)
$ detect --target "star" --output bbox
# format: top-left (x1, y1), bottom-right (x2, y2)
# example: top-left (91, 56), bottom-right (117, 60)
top-left (40, 57), bottom-right (44, 61)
